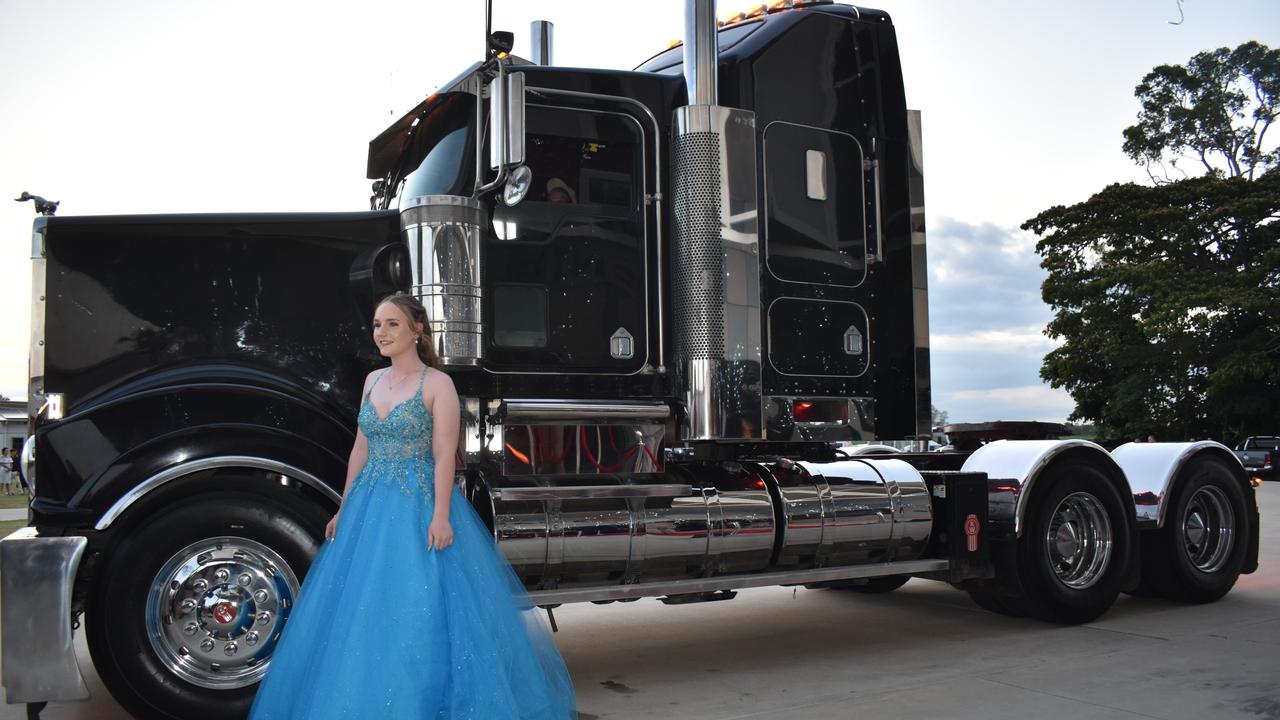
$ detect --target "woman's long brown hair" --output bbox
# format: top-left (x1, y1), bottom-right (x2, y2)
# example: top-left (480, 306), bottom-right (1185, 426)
top-left (377, 293), bottom-right (440, 369)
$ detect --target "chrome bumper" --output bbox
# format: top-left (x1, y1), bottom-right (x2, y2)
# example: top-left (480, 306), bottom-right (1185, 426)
top-left (0, 527), bottom-right (89, 703)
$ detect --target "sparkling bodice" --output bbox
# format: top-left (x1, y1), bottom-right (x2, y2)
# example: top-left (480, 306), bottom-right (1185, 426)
top-left (352, 367), bottom-right (435, 496)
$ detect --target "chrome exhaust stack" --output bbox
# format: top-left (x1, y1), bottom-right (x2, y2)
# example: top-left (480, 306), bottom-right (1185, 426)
top-left (530, 21), bottom-right (554, 65)
top-left (672, 0), bottom-right (762, 440)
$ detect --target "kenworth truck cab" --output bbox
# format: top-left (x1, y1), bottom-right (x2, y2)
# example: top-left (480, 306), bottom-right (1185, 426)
top-left (1, 2), bottom-right (1259, 718)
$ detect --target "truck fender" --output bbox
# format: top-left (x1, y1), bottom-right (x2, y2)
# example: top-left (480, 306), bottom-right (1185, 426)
top-left (1111, 441), bottom-right (1259, 574)
top-left (1110, 441), bottom-right (1246, 526)
top-left (94, 454), bottom-right (341, 531)
top-left (960, 439), bottom-right (1136, 538)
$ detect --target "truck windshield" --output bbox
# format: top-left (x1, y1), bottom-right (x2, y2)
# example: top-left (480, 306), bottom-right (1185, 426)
top-left (386, 93), bottom-right (476, 209)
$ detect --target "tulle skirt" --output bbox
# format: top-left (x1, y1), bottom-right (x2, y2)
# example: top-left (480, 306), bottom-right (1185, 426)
top-left (248, 458), bottom-right (577, 719)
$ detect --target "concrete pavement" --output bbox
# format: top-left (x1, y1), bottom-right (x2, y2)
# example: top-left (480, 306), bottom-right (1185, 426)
top-left (3, 483), bottom-right (1276, 720)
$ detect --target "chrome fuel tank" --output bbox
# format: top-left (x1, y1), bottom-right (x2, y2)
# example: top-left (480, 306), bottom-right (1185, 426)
top-left (483, 450), bottom-right (933, 589)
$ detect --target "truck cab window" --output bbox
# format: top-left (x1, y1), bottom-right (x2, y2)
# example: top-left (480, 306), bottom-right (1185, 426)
top-left (390, 95), bottom-right (476, 208)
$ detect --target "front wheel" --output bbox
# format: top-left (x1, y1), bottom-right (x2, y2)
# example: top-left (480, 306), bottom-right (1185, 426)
top-left (1015, 462), bottom-right (1132, 624)
top-left (1138, 457), bottom-right (1248, 603)
top-left (87, 491), bottom-right (327, 720)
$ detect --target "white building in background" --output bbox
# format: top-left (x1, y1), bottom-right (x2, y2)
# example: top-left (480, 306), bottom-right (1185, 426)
top-left (1, 400), bottom-right (26, 454)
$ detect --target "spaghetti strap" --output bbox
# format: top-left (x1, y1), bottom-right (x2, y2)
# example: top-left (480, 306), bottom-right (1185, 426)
top-left (364, 368), bottom-right (390, 402)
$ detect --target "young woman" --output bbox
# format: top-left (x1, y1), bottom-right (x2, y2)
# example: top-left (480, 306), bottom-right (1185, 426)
top-left (249, 293), bottom-right (576, 719)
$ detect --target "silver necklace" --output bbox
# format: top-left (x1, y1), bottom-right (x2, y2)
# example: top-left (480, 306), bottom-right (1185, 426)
top-left (384, 368), bottom-right (416, 390)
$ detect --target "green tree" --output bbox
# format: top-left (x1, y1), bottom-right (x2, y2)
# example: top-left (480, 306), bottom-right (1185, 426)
top-left (1027, 172), bottom-right (1280, 442)
top-left (1027, 42), bottom-right (1280, 443)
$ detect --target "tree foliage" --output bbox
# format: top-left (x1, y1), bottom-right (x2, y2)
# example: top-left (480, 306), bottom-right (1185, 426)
top-left (1123, 41), bottom-right (1279, 181)
top-left (1026, 170), bottom-right (1280, 442)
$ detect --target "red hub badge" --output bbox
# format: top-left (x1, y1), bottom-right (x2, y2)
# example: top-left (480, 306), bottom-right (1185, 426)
top-left (964, 514), bottom-right (980, 552)
top-left (213, 603), bottom-right (236, 624)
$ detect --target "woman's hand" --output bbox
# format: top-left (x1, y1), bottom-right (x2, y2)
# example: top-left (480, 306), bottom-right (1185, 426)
top-left (325, 512), bottom-right (340, 541)
top-left (427, 517), bottom-right (453, 551)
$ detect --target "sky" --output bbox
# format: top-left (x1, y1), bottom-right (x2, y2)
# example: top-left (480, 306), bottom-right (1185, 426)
top-left (1, 0), bottom-right (1276, 424)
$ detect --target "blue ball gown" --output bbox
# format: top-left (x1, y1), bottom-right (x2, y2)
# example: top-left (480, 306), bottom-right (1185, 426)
top-left (249, 367), bottom-right (577, 719)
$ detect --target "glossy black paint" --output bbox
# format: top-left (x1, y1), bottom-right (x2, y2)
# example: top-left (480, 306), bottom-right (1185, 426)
top-left (35, 212), bottom-right (399, 521)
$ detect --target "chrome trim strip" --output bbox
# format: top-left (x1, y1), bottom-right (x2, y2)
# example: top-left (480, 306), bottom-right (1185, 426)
top-left (527, 558), bottom-right (948, 605)
top-left (514, 87), bottom-right (668, 373)
top-left (28, 217), bottom-right (48, 431)
top-left (765, 296), bottom-right (871, 378)
top-left (498, 399), bottom-right (671, 424)
top-left (907, 109), bottom-right (931, 439)
top-left (95, 456), bottom-right (340, 531)
top-left (493, 484), bottom-right (692, 500)
top-left (760, 120), bottom-right (869, 288)
top-left (0, 528), bottom-right (89, 703)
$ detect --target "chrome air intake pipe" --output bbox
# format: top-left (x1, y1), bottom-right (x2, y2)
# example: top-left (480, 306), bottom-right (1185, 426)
top-left (400, 195), bottom-right (484, 365)
top-left (673, 0), bottom-right (763, 440)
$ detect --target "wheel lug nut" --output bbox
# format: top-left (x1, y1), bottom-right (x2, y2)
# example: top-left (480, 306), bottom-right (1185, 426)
top-left (192, 579), bottom-right (209, 593)
top-left (237, 573), bottom-right (253, 587)
top-left (245, 631), bottom-right (260, 646)
top-left (200, 638), bottom-right (215, 652)
top-left (224, 642), bottom-right (238, 656)
top-left (183, 622), bottom-right (199, 636)
top-left (254, 589), bottom-right (269, 604)
top-left (180, 599), bottom-right (197, 614)
top-left (214, 568), bottom-right (230, 582)
top-left (256, 611), bottom-right (272, 626)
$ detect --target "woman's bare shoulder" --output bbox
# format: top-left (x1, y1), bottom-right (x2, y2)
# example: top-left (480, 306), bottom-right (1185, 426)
top-left (361, 369), bottom-right (385, 393)
top-left (424, 367), bottom-right (458, 395)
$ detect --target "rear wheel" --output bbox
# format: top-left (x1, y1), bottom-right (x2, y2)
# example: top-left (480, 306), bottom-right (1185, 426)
top-left (1139, 457), bottom-right (1247, 603)
top-left (1015, 462), bottom-right (1131, 624)
top-left (87, 491), bottom-right (327, 720)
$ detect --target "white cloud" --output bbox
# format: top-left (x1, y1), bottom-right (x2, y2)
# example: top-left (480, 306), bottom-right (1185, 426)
top-left (941, 385), bottom-right (1076, 424)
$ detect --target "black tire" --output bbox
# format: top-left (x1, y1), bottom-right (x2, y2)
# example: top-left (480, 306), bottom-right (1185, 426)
top-left (1016, 461), bottom-right (1132, 624)
top-left (87, 491), bottom-right (328, 720)
top-left (835, 575), bottom-right (911, 594)
top-left (1138, 457), bottom-right (1248, 603)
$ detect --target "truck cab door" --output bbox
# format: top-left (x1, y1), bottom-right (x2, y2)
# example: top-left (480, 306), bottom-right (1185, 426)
top-left (486, 102), bottom-right (651, 375)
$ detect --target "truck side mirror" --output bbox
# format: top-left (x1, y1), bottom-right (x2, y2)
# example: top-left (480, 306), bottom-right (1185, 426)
top-left (489, 71), bottom-right (526, 170)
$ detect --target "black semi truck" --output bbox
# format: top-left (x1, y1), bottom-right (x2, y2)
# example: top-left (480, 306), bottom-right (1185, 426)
top-left (1, 2), bottom-right (1259, 718)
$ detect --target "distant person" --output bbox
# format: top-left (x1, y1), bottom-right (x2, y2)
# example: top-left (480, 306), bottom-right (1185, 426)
top-left (0, 448), bottom-right (12, 495)
top-left (1147, 434), bottom-right (1157, 443)
top-left (547, 177), bottom-right (577, 204)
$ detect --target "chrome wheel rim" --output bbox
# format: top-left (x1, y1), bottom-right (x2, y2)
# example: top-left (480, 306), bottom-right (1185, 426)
top-left (1045, 492), bottom-right (1112, 590)
top-left (145, 537), bottom-right (299, 689)
top-left (1182, 485), bottom-right (1234, 573)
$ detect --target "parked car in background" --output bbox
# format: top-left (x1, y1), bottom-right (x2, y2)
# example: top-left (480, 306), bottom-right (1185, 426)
top-left (1234, 436), bottom-right (1278, 482)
